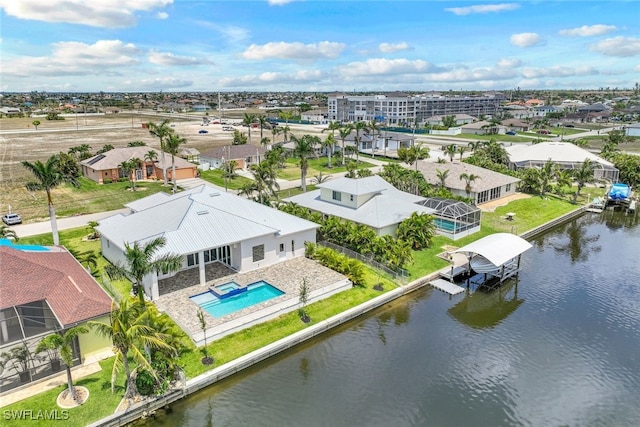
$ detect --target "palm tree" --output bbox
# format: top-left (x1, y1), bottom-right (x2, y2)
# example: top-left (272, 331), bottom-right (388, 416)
top-left (257, 115), bottom-right (269, 142)
top-left (539, 159), bottom-right (557, 197)
top-left (352, 121), bottom-right (368, 163)
top-left (290, 134), bottom-right (319, 192)
top-left (338, 125), bottom-right (353, 166)
top-left (458, 146), bottom-right (467, 161)
top-left (444, 144), bottom-right (458, 162)
top-left (0, 224), bottom-right (18, 241)
top-left (459, 173), bottom-right (481, 201)
top-left (36, 326), bottom-right (88, 402)
top-left (467, 140), bottom-right (482, 153)
top-left (436, 169), bottom-right (450, 189)
top-left (366, 120), bottom-right (381, 157)
top-left (412, 144), bottom-right (430, 170)
top-left (248, 161), bottom-right (280, 204)
top-left (144, 150), bottom-right (158, 178)
top-left (280, 124), bottom-right (291, 142)
top-left (396, 212), bottom-right (436, 250)
top-left (164, 133), bottom-right (186, 194)
top-left (271, 126), bottom-right (282, 144)
top-left (146, 119), bottom-right (173, 185)
top-left (105, 237), bottom-right (182, 308)
top-left (120, 158), bottom-right (142, 191)
top-left (89, 298), bottom-right (174, 400)
top-left (572, 160), bottom-right (596, 203)
top-left (242, 113), bottom-right (257, 145)
top-left (321, 133), bottom-right (337, 168)
top-left (22, 155), bottom-right (78, 246)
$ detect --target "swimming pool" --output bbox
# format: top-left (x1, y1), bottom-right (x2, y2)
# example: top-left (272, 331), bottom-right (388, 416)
top-left (433, 218), bottom-right (457, 232)
top-left (0, 238), bottom-right (50, 251)
top-left (191, 281), bottom-right (285, 318)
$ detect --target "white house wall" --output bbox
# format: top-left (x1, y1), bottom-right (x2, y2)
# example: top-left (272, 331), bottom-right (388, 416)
top-left (238, 230), bottom-right (315, 272)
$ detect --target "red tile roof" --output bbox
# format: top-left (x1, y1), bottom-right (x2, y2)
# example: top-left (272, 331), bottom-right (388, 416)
top-left (0, 246), bottom-right (112, 326)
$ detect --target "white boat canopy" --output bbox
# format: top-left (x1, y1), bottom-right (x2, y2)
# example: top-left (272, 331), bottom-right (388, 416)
top-left (453, 233), bottom-right (532, 267)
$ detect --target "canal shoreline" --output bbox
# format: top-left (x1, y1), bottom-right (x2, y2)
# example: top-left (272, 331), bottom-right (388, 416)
top-left (88, 206), bottom-right (588, 427)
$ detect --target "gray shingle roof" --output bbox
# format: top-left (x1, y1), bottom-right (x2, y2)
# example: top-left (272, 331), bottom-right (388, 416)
top-left (415, 161), bottom-right (520, 193)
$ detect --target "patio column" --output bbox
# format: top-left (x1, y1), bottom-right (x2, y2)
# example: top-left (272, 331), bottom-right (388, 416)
top-left (199, 251), bottom-right (206, 285)
top-left (150, 273), bottom-right (160, 301)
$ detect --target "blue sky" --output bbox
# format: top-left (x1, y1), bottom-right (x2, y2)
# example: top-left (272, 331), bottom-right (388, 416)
top-left (1, 0), bottom-right (638, 92)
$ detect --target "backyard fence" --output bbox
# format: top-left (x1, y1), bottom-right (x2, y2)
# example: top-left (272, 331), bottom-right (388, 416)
top-left (317, 241), bottom-right (409, 284)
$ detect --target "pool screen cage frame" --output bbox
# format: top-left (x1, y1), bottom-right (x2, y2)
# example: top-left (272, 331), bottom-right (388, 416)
top-left (418, 197), bottom-right (481, 237)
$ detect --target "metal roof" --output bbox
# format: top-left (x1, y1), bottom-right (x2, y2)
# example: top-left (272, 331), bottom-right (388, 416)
top-left (97, 185), bottom-right (319, 256)
top-left (506, 142), bottom-right (615, 167)
top-left (453, 233), bottom-right (532, 267)
top-left (284, 177), bottom-right (435, 229)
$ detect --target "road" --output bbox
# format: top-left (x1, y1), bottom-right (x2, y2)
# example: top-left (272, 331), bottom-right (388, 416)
top-left (10, 208), bottom-right (129, 238)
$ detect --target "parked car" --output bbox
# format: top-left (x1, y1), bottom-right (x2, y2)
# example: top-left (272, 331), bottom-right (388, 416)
top-left (537, 130), bottom-right (551, 134)
top-left (2, 213), bottom-right (22, 225)
top-left (222, 126), bottom-right (234, 131)
top-left (565, 124), bottom-right (575, 128)
top-left (198, 129), bottom-right (208, 134)
top-left (505, 131), bottom-right (517, 136)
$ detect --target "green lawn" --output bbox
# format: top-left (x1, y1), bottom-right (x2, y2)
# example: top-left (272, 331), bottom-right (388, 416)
top-left (277, 157), bottom-right (375, 181)
top-left (199, 169), bottom-right (254, 190)
top-left (9, 177), bottom-right (171, 223)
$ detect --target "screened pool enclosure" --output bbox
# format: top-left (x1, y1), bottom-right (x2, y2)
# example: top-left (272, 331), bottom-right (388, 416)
top-left (418, 198), bottom-right (481, 240)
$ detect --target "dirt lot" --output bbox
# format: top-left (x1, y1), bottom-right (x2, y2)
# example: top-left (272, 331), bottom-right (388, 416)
top-left (0, 113), bottom-right (326, 219)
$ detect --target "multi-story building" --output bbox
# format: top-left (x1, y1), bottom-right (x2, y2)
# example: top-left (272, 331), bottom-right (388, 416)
top-left (327, 92), bottom-right (505, 126)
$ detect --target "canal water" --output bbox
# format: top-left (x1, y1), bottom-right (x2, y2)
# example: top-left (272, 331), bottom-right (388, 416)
top-left (149, 210), bottom-right (640, 427)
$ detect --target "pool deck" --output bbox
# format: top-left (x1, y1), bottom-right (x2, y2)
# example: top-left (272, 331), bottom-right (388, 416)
top-left (155, 257), bottom-right (350, 344)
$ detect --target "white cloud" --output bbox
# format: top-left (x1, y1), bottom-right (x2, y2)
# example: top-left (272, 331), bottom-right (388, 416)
top-left (121, 77), bottom-right (193, 91)
top-left (148, 51), bottom-right (209, 66)
top-left (156, 12), bottom-right (169, 20)
top-left (4, 40), bottom-right (140, 77)
top-left (510, 33), bottom-right (542, 47)
top-left (338, 58), bottom-right (432, 78)
top-left (558, 24), bottom-right (616, 37)
top-left (521, 66), bottom-right (599, 79)
top-left (445, 3), bottom-right (519, 15)
top-left (268, 0), bottom-right (296, 5)
top-left (241, 41), bottom-right (345, 60)
top-left (497, 58), bottom-right (522, 68)
top-left (194, 21), bottom-right (250, 43)
top-left (219, 69), bottom-right (325, 87)
top-left (589, 36), bottom-right (640, 57)
top-left (379, 42), bottom-right (410, 53)
top-left (0, 0), bottom-right (172, 28)
top-left (423, 67), bottom-right (518, 83)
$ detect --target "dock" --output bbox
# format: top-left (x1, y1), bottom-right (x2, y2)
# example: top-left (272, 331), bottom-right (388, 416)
top-left (429, 279), bottom-right (466, 296)
top-left (439, 265), bottom-right (468, 281)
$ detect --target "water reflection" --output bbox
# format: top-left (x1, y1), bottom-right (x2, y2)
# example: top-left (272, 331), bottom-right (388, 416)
top-left (548, 215), bottom-right (601, 263)
top-left (448, 279), bottom-right (524, 329)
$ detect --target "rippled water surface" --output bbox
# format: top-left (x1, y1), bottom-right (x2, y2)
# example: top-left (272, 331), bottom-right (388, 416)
top-left (151, 210), bottom-right (640, 427)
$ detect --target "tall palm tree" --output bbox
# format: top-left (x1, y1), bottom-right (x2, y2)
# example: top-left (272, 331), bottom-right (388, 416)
top-left (248, 161), bottom-right (280, 204)
top-left (436, 169), bottom-right (450, 189)
top-left (147, 119), bottom-right (173, 185)
top-left (281, 124), bottom-right (291, 142)
top-left (0, 224), bottom-right (18, 241)
top-left (338, 125), bottom-right (353, 166)
top-left (572, 160), bottom-right (596, 203)
top-left (36, 326), bottom-right (88, 402)
top-left (89, 298), bottom-right (174, 400)
top-left (458, 146), bottom-right (467, 161)
top-left (22, 155), bottom-right (78, 245)
top-left (164, 133), bottom-right (187, 194)
top-left (352, 121), bottom-right (368, 163)
top-left (106, 237), bottom-right (182, 308)
top-left (242, 113), bottom-right (258, 145)
top-left (271, 126), bottom-right (282, 144)
top-left (539, 159), bottom-right (557, 197)
top-left (290, 134), bottom-right (319, 192)
top-left (257, 115), bottom-right (269, 142)
top-left (366, 120), bottom-right (382, 157)
top-left (321, 133), bottom-right (337, 168)
top-left (459, 173), bottom-right (481, 201)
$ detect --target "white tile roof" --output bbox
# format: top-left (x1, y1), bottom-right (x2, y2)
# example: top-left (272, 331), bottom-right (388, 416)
top-left (98, 185), bottom-right (319, 255)
top-left (284, 177), bottom-right (435, 229)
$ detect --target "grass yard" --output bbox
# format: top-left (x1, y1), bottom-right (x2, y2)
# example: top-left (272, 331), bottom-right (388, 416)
top-left (277, 157), bottom-right (375, 181)
top-left (199, 169), bottom-right (254, 190)
top-left (5, 177), bottom-right (171, 223)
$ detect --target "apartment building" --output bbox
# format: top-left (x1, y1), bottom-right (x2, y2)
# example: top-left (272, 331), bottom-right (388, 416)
top-left (327, 92), bottom-right (505, 125)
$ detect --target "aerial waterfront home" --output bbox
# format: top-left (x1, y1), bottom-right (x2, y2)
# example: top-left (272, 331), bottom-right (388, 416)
top-left (283, 175), bottom-right (437, 236)
top-left (0, 242), bottom-right (113, 392)
top-left (505, 141), bottom-right (619, 182)
top-left (97, 185), bottom-right (319, 300)
top-left (81, 146), bottom-right (197, 184)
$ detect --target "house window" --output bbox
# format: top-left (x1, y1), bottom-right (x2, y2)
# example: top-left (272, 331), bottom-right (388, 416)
top-left (506, 183), bottom-right (512, 192)
top-left (279, 243), bottom-right (285, 252)
top-left (187, 253), bottom-right (199, 267)
top-left (252, 244), bottom-right (264, 262)
top-left (350, 194), bottom-right (354, 202)
top-left (332, 191), bottom-right (341, 201)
